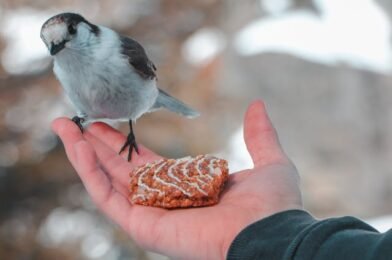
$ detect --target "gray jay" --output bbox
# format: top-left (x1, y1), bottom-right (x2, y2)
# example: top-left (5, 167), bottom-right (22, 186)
top-left (40, 13), bottom-right (199, 161)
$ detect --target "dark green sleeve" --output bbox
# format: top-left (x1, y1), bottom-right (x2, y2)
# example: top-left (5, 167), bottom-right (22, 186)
top-left (227, 209), bottom-right (392, 260)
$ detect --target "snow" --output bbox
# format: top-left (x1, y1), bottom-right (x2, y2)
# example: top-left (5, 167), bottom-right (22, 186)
top-left (367, 215), bottom-right (392, 233)
top-left (1, 8), bottom-right (52, 74)
top-left (236, 0), bottom-right (392, 73)
top-left (218, 127), bottom-right (253, 173)
top-left (182, 27), bottom-right (226, 66)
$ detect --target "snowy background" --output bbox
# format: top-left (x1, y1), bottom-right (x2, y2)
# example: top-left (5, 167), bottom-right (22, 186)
top-left (0, 0), bottom-right (392, 259)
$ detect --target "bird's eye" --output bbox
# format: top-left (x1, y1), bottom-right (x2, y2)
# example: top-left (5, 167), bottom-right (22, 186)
top-left (68, 24), bottom-right (76, 35)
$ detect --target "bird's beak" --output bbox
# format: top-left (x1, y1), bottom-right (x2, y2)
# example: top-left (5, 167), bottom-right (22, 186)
top-left (50, 41), bottom-right (66, 56)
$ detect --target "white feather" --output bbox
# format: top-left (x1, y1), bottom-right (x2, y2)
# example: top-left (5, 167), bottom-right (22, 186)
top-left (41, 23), bottom-right (68, 46)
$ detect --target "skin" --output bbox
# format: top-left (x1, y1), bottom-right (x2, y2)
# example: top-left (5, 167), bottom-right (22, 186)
top-left (52, 100), bottom-right (303, 259)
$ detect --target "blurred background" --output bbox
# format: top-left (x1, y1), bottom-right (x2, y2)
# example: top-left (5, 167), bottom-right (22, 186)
top-left (0, 0), bottom-right (392, 259)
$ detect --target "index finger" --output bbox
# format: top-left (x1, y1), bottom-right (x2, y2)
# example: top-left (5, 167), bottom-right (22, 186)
top-left (87, 122), bottom-right (161, 160)
top-left (51, 117), bottom-right (85, 166)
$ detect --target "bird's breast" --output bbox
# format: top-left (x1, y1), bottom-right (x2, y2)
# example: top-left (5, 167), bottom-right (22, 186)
top-left (54, 54), bottom-right (158, 120)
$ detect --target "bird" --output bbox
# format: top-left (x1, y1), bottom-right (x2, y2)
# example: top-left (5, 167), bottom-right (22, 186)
top-left (40, 12), bottom-right (199, 161)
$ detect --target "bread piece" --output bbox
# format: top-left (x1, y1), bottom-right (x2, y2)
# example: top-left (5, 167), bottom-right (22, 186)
top-left (129, 155), bottom-right (229, 208)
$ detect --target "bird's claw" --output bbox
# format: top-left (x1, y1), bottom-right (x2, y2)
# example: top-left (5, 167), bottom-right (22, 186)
top-left (119, 120), bottom-right (139, 161)
top-left (119, 132), bottom-right (139, 161)
top-left (72, 116), bottom-right (85, 133)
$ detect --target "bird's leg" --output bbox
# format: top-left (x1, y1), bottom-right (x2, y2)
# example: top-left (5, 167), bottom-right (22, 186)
top-left (119, 120), bottom-right (139, 161)
top-left (72, 116), bottom-right (85, 133)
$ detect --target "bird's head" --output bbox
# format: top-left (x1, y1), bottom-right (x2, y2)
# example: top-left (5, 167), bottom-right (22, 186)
top-left (40, 12), bottom-right (100, 56)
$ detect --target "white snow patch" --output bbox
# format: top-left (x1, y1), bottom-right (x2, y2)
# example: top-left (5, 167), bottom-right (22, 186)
top-left (1, 8), bottom-right (52, 74)
top-left (367, 215), bottom-right (392, 233)
top-left (182, 27), bottom-right (226, 66)
top-left (235, 0), bottom-right (392, 73)
top-left (218, 127), bottom-right (253, 173)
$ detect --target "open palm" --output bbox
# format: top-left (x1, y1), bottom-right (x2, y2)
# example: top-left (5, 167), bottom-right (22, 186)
top-left (52, 100), bottom-right (303, 259)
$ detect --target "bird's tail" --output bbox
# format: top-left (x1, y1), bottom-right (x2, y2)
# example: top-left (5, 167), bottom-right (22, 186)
top-left (152, 89), bottom-right (200, 118)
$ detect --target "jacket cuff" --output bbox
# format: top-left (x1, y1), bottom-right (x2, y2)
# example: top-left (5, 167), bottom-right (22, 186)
top-left (226, 209), bottom-right (316, 260)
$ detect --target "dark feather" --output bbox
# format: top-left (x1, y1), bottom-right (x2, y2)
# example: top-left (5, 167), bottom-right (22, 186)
top-left (120, 36), bottom-right (157, 80)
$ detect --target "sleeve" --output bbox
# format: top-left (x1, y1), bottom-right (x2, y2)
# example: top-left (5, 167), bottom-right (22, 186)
top-left (227, 209), bottom-right (392, 260)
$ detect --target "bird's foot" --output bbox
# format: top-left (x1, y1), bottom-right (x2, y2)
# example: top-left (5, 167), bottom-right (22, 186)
top-left (119, 132), bottom-right (139, 161)
top-left (72, 116), bottom-right (85, 133)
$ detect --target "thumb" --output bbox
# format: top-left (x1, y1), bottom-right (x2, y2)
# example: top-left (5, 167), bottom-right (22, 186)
top-left (244, 100), bottom-right (287, 168)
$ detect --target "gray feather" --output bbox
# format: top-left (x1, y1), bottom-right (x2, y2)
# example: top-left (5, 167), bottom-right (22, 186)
top-left (153, 89), bottom-right (200, 118)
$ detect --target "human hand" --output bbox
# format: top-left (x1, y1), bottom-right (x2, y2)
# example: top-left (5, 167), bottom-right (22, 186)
top-left (52, 100), bottom-right (302, 260)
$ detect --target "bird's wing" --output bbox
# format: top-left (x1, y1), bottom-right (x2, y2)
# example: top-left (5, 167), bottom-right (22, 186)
top-left (120, 35), bottom-right (157, 80)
